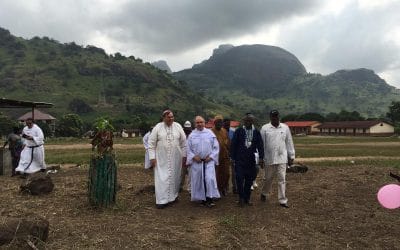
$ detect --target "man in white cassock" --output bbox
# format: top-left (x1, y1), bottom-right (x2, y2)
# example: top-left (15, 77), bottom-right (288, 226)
top-left (187, 116), bottom-right (220, 208)
top-left (142, 126), bottom-right (153, 169)
top-left (15, 118), bottom-right (46, 174)
top-left (148, 110), bottom-right (187, 209)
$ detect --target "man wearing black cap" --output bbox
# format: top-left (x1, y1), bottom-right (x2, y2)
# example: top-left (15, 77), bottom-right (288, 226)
top-left (230, 113), bottom-right (264, 206)
top-left (260, 110), bottom-right (295, 208)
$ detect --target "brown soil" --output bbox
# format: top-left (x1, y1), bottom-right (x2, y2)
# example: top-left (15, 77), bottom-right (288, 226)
top-left (1, 164), bottom-right (399, 249)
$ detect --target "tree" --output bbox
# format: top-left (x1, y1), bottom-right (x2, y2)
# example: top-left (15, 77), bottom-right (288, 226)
top-left (298, 112), bottom-right (325, 122)
top-left (68, 98), bottom-right (93, 114)
top-left (281, 114), bottom-right (298, 122)
top-left (387, 101), bottom-right (400, 124)
top-left (56, 114), bottom-right (83, 137)
top-left (0, 113), bottom-right (16, 136)
top-left (36, 121), bottom-right (52, 137)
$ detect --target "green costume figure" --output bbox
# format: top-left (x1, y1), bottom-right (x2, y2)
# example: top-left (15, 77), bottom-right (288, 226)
top-left (88, 119), bottom-right (117, 207)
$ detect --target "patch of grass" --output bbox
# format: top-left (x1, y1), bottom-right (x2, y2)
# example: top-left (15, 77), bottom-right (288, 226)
top-left (305, 159), bottom-right (400, 168)
top-left (294, 136), bottom-right (400, 145)
top-left (46, 137), bottom-right (142, 145)
top-left (296, 145), bottom-right (400, 158)
top-left (45, 148), bottom-right (145, 165)
top-left (218, 214), bottom-right (243, 229)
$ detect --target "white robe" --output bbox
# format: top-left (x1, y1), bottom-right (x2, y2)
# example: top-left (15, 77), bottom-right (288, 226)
top-left (148, 122), bottom-right (186, 205)
top-left (143, 131), bottom-right (151, 169)
top-left (187, 128), bottom-right (220, 201)
top-left (16, 124), bottom-right (46, 174)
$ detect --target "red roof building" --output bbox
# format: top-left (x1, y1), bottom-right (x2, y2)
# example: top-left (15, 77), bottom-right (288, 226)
top-left (316, 120), bottom-right (394, 136)
top-left (284, 121), bottom-right (321, 135)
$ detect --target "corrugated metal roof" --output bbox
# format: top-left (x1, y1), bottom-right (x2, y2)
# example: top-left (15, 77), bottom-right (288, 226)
top-left (285, 121), bottom-right (320, 127)
top-left (317, 120), bottom-right (386, 129)
top-left (0, 97), bottom-right (53, 108)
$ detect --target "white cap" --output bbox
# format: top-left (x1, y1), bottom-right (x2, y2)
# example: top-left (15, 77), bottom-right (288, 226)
top-left (184, 121), bottom-right (191, 128)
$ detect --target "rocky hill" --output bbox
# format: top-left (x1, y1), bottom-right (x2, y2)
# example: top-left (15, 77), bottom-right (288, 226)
top-left (174, 44), bottom-right (399, 118)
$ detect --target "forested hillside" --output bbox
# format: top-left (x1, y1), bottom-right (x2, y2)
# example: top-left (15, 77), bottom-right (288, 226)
top-left (175, 44), bottom-right (400, 118)
top-left (0, 27), bottom-right (234, 128)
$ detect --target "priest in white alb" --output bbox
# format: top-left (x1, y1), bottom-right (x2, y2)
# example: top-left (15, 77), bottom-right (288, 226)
top-left (187, 116), bottom-right (220, 208)
top-left (148, 110), bottom-right (187, 209)
top-left (15, 118), bottom-right (46, 174)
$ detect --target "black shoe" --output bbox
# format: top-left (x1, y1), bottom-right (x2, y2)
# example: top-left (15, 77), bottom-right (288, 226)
top-left (245, 201), bottom-right (253, 206)
top-left (280, 203), bottom-right (289, 208)
top-left (238, 199), bottom-right (245, 207)
top-left (260, 194), bottom-right (267, 202)
top-left (170, 197), bottom-right (179, 204)
top-left (206, 201), bottom-right (215, 208)
top-left (156, 204), bottom-right (168, 209)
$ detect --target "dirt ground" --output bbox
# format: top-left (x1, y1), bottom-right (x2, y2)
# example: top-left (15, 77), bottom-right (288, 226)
top-left (1, 163), bottom-right (400, 249)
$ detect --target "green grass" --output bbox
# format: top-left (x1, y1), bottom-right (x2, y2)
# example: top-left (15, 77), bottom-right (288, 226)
top-left (305, 159), bottom-right (400, 169)
top-left (296, 145), bottom-right (400, 158)
top-left (218, 214), bottom-right (243, 230)
top-left (293, 136), bottom-right (400, 144)
top-left (40, 136), bottom-right (400, 166)
top-left (45, 137), bottom-right (142, 145)
top-left (45, 148), bottom-right (145, 165)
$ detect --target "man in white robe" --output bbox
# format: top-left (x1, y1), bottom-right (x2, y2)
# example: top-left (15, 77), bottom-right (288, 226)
top-left (15, 118), bottom-right (46, 174)
top-left (148, 110), bottom-right (186, 209)
top-left (142, 126), bottom-right (153, 169)
top-left (187, 116), bottom-right (220, 208)
top-left (260, 110), bottom-right (295, 208)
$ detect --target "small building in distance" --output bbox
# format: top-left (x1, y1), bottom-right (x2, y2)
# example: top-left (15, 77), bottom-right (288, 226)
top-left (316, 120), bottom-right (394, 136)
top-left (284, 121), bottom-right (321, 135)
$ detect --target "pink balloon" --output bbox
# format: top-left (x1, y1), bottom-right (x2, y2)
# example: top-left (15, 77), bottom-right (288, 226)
top-left (377, 184), bottom-right (400, 209)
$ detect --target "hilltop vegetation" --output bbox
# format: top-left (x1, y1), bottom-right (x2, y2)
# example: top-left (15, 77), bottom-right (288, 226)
top-left (0, 27), bottom-right (234, 128)
top-left (1, 27), bottom-right (399, 129)
top-left (175, 44), bottom-right (399, 118)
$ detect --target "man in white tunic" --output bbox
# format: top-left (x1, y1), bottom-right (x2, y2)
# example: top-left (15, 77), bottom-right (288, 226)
top-left (260, 110), bottom-right (295, 208)
top-left (148, 110), bottom-right (186, 209)
top-left (15, 118), bottom-right (46, 174)
top-left (187, 116), bottom-right (220, 208)
top-left (142, 126), bottom-right (153, 169)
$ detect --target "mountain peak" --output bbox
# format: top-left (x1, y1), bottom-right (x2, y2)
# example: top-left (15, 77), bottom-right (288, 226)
top-left (329, 68), bottom-right (387, 85)
top-left (151, 60), bottom-right (172, 73)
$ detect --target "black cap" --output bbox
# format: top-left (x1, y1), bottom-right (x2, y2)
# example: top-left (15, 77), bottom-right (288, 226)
top-left (270, 110), bottom-right (279, 117)
top-left (243, 112), bottom-right (255, 120)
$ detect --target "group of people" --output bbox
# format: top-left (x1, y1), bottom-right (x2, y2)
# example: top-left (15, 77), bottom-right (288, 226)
top-left (2, 118), bottom-right (47, 177)
top-left (143, 109), bottom-right (295, 209)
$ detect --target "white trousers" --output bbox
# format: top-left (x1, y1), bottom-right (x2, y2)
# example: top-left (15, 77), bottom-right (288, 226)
top-left (261, 163), bottom-right (288, 204)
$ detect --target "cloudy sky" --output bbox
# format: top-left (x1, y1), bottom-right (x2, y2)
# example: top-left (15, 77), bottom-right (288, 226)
top-left (1, 0), bottom-right (400, 87)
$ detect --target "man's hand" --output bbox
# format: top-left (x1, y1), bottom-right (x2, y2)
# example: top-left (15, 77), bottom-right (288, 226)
top-left (150, 159), bottom-right (157, 168)
top-left (288, 158), bottom-right (294, 166)
top-left (204, 156), bottom-right (212, 163)
top-left (193, 155), bottom-right (202, 163)
top-left (259, 159), bottom-right (265, 169)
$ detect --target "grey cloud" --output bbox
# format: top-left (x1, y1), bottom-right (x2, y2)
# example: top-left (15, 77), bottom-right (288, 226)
top-left (280, 1), bottom-right (400, 77)
top-left (101, 0), bottom-right (320, 53)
